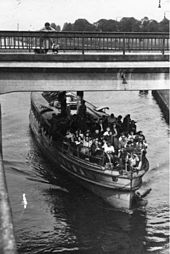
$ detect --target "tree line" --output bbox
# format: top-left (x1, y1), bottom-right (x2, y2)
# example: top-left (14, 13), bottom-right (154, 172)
top-left (51, 16), bottom-right (169, 33)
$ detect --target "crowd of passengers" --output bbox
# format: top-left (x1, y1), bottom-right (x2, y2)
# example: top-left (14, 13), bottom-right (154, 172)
top-left (62, 112), bottom-right (148, 171)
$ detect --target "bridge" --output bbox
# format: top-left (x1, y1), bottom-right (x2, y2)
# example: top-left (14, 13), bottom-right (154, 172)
top-left (0, 31), bottom-right (169, 93)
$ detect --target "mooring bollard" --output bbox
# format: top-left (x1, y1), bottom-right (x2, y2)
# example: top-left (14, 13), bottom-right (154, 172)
top-left (0, 104), bottom-right (17, 254)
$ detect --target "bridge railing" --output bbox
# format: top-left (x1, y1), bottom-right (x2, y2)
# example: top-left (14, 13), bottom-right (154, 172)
top-left (0, 31), bottom-right (169, 55)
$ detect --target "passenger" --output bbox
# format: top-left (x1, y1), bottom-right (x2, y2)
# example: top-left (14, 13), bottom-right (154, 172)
top-left (103, 141), bottom-right (115, 153)
top-left (74, 136), bottom-right (82, 156)
top-left (66, 105), bottom-right (71, 120)
top-left (108, 113), bottom-right (117, 130)
top-left (103, 141), bottom-right (115, 164)
top-left (101, 115), bottom-right (108, 132)
top-left (128, 153), bottom-right (140, 170)
top-left (70, 114), bottom-right (78, 133)
top-left (92, 129), bottom-right (100, 140)
top-left (134, 131), bottom-right (147, 149)
top-left (111, 123), bottom-right (119, 150)
top-left (126, 140), bottom-right (135, 153)
top-left (122, 114), bottom-right (131, 133)
top-left (95, 139), bottom-right (103, 152)
top-left (77, 100), bottom-right (87, 132)
top-left (137, 131), bottom-right (146, 141)
top-left (91, 138), bottom-right (97, 155)
top-left (118, 132), bottom-right (128, 149)
top-left (129, 120), bottom-right (137, 133)
top-left (102, 139), bottom-right (108, 151)
top-left (142, 139), bottom-right (148, 150)
top-left (58, 91), bottom-right (67, 117)
top-left (134, 141), bottom-right (144, 156)
top-left (127, 130), bottom-right (135, 141)
top-left (77, 100), bottom-right (87, 119)
top-left (85, 129), bottom-right (91, 138)
top-left (75, 136), bottom-right (82, 145)
top-left (103, 126), bottom-right (112, 138)
top-left (118, 148), bottom-right (129, 170)
top-left (81, 135), bottom-right (92, 157)
top-left (116, 115), bottom-right (123, 136)
top-left (90, 138), bottom-right (104, 164)
top-left (98, 118), bottom-right (105, 134)
top-left (79, 130), bottom-right (84, 140)
top-left (91, 138), bottom-right (102, 155)
top-left (65, 130), bottom-right (74, 142)
top-left (66, 95), bottom-right (72, 104)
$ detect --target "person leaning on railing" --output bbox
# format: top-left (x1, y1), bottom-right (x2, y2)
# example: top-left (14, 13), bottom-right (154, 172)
top-left (40, 22), bottom-right (56, 32)
top-left (39, 22), bottom-right (59, 53)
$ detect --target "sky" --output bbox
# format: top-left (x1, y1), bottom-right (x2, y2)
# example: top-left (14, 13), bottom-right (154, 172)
top-left (0, 0), bottom-right (169, 31)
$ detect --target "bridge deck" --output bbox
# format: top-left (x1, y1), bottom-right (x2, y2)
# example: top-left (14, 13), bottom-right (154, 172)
top-left (0, 50), bottom-right (169, 93)
top-left (0, 61), bottom-right (169, 69)
top-left (0, 52), bottom-right (169, 62)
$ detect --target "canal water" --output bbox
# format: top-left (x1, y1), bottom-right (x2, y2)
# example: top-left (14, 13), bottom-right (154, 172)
top-left (0, 90), bottom-right (169, 254)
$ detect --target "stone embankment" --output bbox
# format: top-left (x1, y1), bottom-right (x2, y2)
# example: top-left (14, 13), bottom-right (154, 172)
top-left (152, 90), bottom-right (169, 123)
top-left (0, 106), bottom-right (17, 254)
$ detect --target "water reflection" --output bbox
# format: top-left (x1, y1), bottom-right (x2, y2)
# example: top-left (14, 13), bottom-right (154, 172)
top-left (43, 185), bottom-right (147, 254)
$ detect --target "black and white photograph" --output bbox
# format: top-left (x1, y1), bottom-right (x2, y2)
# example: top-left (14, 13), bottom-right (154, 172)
top-left (0, 0), bottom-right (169, 253)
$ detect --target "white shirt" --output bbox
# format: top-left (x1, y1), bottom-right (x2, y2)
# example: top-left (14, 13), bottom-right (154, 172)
top-left (104, 145), bottom-right (115, 153)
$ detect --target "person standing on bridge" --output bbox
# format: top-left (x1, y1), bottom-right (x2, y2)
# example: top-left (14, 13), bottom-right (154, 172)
top-left (39, 22), bottom-right (59, 54)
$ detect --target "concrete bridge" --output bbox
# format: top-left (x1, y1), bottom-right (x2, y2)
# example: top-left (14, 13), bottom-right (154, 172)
top-left (0, 31), bottom-right (169, 93)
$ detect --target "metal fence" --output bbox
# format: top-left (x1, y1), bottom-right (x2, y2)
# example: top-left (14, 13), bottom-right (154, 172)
top-left (0, 31), bottom-right (169, 55)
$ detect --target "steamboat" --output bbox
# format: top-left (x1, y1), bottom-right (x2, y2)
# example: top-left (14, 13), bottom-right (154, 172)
top-left (29, 91), bottom-right (150, 209)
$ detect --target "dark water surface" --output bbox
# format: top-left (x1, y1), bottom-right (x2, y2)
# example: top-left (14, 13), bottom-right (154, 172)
top-left (0, 91), bottom-right (169, 254)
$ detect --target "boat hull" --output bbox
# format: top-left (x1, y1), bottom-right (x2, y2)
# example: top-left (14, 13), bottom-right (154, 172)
top-left (64, 172), bottom-right (134, 209)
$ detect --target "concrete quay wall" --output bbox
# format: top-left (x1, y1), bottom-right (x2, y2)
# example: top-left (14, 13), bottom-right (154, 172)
top-left (0, 106), bottom-right (17, 254)
top-left (152, 90), bottom-right (169, 123)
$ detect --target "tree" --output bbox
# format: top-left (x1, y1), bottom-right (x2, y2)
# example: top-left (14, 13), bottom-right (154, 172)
top-left (147, 20), bottom-right (159, 32)
top-left (94, 19), bottom-right (118, 32)
top-left (72, 19), bottom-right (96, 31)
top-left (62, 22), bottom-right (73, 31)
top-left (119, 17), bottom-right (140, 32)
top-left (159, 17), bottom-right (169, 32)
top-left (60, 16), bottom-right (164, 33)
top-left (140, 17), bottom-right (150, 32)
top-left (51, 22), bottom-right (61, 31)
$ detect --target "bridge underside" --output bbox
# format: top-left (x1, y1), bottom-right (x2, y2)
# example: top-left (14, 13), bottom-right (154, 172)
top-left (0, 61), bottom-right (169, 93)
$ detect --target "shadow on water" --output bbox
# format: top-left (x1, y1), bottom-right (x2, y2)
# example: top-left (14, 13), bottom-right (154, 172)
top-left (43, 188), bottom-right (148, 254)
